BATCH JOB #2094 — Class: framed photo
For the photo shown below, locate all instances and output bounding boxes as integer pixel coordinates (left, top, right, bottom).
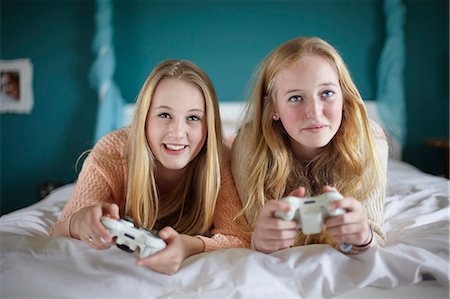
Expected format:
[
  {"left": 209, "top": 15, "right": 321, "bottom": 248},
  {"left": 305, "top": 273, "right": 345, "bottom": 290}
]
[{"left": 0, "top": 59, "right": 34, "bottom": 114}]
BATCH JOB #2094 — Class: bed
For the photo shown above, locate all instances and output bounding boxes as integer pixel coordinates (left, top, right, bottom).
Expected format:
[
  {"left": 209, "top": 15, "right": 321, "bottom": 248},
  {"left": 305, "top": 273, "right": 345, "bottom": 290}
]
[{"left": 1, "top": 102, "right": 449, "bottom": 298}]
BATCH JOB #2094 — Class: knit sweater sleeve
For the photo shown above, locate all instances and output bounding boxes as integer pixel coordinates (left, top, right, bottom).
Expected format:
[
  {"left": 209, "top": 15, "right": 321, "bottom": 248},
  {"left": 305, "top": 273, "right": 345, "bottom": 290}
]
[
  {"left": 49, "top": 129, "right": 128, "bottom": 237},
  {"left": 360, "top": 120, "right": 388, "bottom": 248},
  {"left": 197, "top": 147, "right": 252, "bottom": 251}
]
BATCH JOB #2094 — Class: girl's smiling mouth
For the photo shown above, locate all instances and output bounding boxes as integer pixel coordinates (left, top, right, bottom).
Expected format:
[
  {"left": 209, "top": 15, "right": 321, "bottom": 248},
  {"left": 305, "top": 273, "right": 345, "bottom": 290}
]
[{"left": 164, "top": 143, "right": 187, "bottom": 151}]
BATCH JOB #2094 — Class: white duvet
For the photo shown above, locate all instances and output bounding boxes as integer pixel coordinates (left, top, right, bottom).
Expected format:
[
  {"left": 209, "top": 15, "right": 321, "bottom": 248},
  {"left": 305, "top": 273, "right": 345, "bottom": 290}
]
[{"left": 1, "top": 160, "right": 449, "bottom": 298}]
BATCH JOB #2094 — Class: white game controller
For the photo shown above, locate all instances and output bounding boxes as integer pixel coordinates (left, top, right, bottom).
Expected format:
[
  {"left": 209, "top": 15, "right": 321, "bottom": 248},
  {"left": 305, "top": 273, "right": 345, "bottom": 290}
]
[
  {"left": 274, "top": 191, "right": 346, "bottom": 234},
  {"left": 101, "top": 216, "right": 167, "bottom": 258}
]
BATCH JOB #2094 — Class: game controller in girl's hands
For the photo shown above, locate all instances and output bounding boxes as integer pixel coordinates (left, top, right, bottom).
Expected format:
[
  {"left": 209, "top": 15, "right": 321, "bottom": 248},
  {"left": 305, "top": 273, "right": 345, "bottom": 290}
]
[
  {"left": 101, "top": 216, "right": 167, "bottom": 258},
  {"left": 274, "top": 191, "right": 346, "bottom": 234}
]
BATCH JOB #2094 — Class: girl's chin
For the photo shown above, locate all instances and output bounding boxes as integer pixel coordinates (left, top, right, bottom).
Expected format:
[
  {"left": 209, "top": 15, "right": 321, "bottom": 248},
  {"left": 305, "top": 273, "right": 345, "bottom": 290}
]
[{"left": 160, "top": 163, "right": 188, "bottom": 171}]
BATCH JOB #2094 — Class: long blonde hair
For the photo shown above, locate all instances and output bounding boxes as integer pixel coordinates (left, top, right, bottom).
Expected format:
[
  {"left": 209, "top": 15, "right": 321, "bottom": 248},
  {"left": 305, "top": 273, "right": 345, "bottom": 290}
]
[
  {"left": 126, "top": 59, "right": 222, "bottom": 235},
  {"left": 234, "top": 36, "right": 385, "bottom": 246}
]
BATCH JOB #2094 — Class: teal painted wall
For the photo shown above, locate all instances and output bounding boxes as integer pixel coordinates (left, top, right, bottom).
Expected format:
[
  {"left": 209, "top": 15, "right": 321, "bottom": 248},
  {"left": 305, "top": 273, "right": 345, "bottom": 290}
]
[
  {"left": 1, "top": 1, "right": 97, "bottom": 214},
  {"left": 403, "top": 0, "right": 449, "bottom": 175},
  {"left": 113, "top": 0, "right": 383, "bottom": 102},
  {"left": 1, "top": 0, "right": 448, "bottom": 214}
]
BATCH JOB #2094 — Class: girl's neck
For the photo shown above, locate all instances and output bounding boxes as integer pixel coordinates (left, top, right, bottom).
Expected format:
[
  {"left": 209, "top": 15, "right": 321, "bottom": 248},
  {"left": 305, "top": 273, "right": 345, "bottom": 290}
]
[
  {"left": 155, "top": 162, "right": 187, "bottom": 196},
  {"left": 290, "top": 141, "right": 317, "bottom": 163}
]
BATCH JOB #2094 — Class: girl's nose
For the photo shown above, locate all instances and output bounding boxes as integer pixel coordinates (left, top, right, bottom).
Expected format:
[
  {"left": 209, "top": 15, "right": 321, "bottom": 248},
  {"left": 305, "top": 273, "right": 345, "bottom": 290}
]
[
  {"left": 169, "top": 119, "right": 186, "bottom": 137},
  {"left": 305, "top": 99, "right": 323, "bottom": 119}
]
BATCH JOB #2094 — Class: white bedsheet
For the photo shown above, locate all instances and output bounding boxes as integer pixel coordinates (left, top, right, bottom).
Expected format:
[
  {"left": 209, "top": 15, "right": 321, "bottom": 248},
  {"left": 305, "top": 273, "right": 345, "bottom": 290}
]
[{"left": 1, "top": 160, "right": 449, "bottom": 298}]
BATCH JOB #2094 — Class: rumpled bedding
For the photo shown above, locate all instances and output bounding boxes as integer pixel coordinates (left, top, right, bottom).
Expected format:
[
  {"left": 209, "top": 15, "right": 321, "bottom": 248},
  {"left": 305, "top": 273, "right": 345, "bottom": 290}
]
[{"left": 1, "top": 159, "right": 448, "bottom": 298}]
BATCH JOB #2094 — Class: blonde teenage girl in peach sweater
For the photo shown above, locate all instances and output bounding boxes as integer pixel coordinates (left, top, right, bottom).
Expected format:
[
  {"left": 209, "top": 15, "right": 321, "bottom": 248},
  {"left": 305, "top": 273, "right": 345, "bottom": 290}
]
[{"left": 51, "top": 59, "right": 250, "bottom": 274}]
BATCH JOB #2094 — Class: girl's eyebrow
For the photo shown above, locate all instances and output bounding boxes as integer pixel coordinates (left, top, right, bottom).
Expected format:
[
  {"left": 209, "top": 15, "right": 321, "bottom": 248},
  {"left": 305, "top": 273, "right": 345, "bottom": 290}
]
[
  {"left": 283, "top": 82, "right": 338, "bottom": 96},
  {"left": 319, "top": 82, "right": 338, "bottom": 87},
  {"left": 284, "top": 88, "right": 303, "bottom": 96},
  {"left": 153, "top": 106, "right": 204, "bottom": 113},
  {"left": 154, "top": 105, "right": 173, "bottom": 110},
  {"left": 188, "top": 108, "right": 205, "bottom": 113}
]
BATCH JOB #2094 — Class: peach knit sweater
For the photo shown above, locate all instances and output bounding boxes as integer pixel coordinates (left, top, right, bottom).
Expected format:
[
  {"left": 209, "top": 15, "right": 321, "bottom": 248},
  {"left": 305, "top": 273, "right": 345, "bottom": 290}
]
[{"left": 50, "top": 128, "right": 251, "bottom": 252}]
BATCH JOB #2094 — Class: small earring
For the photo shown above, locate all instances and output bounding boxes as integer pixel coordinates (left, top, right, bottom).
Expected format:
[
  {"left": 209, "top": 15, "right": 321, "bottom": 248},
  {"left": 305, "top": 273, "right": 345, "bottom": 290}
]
[{"left": 273, "top": 114, "right": 279, "bottom": 121}]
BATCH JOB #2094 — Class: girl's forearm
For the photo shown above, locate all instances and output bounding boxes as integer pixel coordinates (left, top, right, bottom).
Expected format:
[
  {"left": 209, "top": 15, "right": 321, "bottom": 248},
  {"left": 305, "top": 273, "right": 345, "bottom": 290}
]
[{"left": 180, "top": 234, "right": 205, "bottom": 257}]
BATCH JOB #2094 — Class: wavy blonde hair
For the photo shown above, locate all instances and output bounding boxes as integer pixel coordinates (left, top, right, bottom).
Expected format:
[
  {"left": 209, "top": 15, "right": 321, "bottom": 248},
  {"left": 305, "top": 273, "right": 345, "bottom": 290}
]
[
  {"left": 234, "top": 36, "right": 385, "bottom": 246},
  {"left": 126, "top": 59, "right": 222, "bottom": 235}
]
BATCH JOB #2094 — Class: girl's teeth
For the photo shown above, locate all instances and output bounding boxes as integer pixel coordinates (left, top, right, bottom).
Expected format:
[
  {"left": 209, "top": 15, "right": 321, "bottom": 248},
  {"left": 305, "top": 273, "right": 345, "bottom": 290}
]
[{"left": 166, "top": 144, "right": 185, "bottom": 150}]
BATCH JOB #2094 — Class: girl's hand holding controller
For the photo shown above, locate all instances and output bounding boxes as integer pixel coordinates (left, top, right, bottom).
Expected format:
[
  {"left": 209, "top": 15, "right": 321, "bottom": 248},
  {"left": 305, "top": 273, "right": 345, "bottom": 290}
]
[
  {"left": 322, "top": 186, "right": 372, "bottom": 248},
  {"left": 69, "top": 203, "right": 120, "bottom": 249},
  {"left": 252, "top": 187, "right": 306, "bottom": 253},
  {"left": 72, "top": 208, "right": 204, "bottom": 275},
  {"left": 136, "top": 226, "right": 205, "bottom": 275}
]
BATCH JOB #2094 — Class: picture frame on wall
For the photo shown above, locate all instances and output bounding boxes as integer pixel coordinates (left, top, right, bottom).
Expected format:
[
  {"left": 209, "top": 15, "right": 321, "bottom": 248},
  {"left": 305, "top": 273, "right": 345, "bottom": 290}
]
[{"left": 0, "top": 58, "right": 34, "bottom": 114}]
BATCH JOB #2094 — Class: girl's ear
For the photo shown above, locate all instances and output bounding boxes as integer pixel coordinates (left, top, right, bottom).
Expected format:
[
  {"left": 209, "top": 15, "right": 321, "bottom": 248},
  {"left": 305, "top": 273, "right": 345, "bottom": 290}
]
[{"left": 264, "top": 94, "right": 279, "bottom": 121}]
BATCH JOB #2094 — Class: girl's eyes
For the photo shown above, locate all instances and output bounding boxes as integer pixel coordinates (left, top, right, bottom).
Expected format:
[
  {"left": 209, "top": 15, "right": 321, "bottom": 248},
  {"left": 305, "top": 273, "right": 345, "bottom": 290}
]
[
  {"left": 158, "top": 113, "right": 171, "bottom": 119},
  {"left": 187, "top": 115, "right": 201, "bottom": 121},
  {"left": 288, "top": 90, "right": 335, "bottom": 102},
  {"left": 288, "top": 95, "right": 302, "bottom": 102},
  {"left": 321, "top": 90, "right": 335, "bottom": 98},
  {"left": 157, "top": 113, "right": 201, "bottom": 122}
]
